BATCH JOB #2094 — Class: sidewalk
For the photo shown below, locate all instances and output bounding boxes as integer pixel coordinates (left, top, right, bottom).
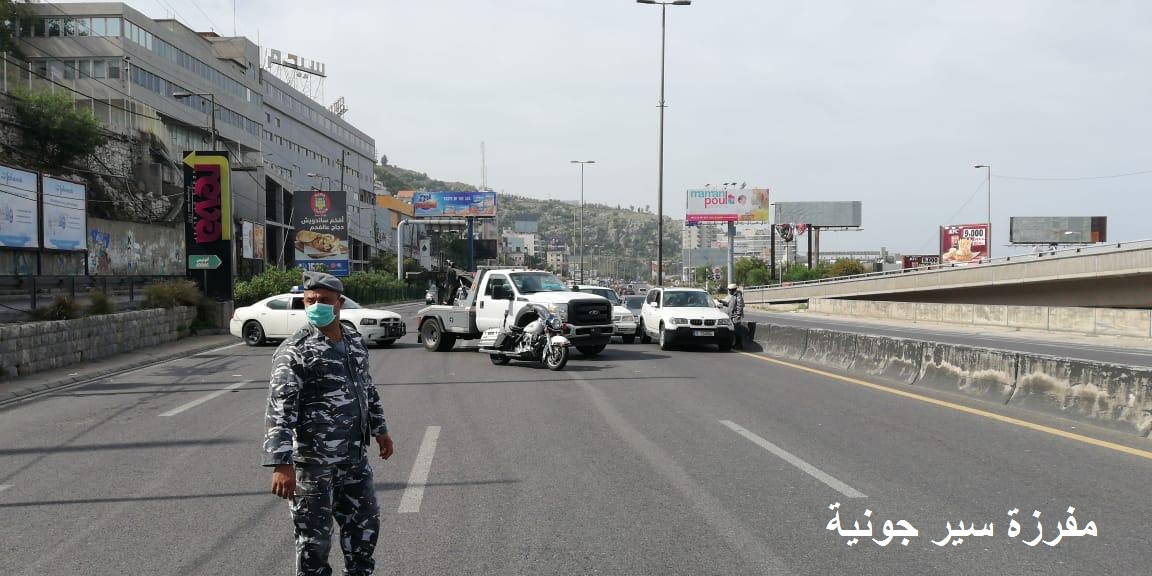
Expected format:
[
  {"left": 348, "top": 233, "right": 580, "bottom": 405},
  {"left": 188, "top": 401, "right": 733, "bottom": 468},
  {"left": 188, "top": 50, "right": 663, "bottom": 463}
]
[{"left": 0, "top": 333, "right": 239, "bottom": 405}]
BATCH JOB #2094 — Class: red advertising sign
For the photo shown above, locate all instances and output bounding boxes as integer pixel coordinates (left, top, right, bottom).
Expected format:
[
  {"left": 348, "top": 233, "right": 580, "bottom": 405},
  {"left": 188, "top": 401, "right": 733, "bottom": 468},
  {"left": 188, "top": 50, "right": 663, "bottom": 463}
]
[
  {"left": 902, "top": 255, "right": 942, "bottom": 269},
  {"left": 940, "top": 223, "right": 989, "bottom": 264}
]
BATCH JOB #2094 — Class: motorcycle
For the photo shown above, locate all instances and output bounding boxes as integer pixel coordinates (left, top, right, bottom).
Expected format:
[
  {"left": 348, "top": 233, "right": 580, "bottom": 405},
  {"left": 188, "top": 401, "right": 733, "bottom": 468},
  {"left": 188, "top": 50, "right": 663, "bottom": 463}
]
[{"left": 478, "top": 302, "right": 571, "bottom": 370}]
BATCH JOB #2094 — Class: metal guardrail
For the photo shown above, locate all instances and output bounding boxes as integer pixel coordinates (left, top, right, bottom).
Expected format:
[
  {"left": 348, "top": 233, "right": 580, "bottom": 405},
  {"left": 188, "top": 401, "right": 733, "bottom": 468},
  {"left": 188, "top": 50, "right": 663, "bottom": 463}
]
[{"left": 745, "top": 239, "right": 1152, "bottom": 291}]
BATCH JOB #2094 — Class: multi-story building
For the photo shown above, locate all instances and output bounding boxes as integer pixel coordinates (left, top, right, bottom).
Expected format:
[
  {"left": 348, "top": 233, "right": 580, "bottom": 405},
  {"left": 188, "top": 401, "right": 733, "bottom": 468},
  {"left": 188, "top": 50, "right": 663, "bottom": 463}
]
[{"left": 16, "top": 2, "right": 380, "bottom": 275}]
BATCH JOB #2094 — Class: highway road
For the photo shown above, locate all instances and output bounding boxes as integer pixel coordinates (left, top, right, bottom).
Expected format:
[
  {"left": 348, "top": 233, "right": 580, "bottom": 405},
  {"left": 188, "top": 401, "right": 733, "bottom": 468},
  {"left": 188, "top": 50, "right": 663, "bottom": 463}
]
[
  {"left": 747, "top": 308, "right": 1152, "bottom": 367},
  {"left": 1, "top": 302, "right": 1150, "bottom": 575}
]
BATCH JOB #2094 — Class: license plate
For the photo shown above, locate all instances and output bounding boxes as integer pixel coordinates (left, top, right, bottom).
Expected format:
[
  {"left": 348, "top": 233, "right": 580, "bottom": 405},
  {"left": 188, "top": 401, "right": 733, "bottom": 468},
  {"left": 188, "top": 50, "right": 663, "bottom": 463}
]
[{"left": 693, "top": 330, "right": 715, "bottom": 337}]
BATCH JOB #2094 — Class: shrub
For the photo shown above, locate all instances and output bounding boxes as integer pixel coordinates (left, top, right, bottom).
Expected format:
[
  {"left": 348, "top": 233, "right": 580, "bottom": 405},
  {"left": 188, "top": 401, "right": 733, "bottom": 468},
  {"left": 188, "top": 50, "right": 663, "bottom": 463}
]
[
  {"left": 143, "top": 280, "right": 203, "bottom": 309},
  {"left": 87, "top": 291, "right": 116, "bottom": 315},
  {"left": 233, "top": 267, "right": 305, "bottom": 307},
  {"left": 32, "top": 295, "right": 79, "bottom": 321},
  {"left": 827, "top": 258, "right": 869, "bottom": 278},
  {"left": 11, "top": 88, "right": 108, "bottom": 168}
]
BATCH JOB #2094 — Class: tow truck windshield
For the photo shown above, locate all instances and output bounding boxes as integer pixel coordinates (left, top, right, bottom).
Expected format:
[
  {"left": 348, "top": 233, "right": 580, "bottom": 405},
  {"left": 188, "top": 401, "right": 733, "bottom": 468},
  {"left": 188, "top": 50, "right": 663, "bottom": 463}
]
[{"left": 509, "top": 272, "right": 569, "bottom": 294}]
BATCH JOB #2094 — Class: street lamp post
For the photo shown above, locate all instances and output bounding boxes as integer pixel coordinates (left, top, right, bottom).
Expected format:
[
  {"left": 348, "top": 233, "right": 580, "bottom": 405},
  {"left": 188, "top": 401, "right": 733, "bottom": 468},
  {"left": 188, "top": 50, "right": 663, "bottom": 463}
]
[
  {"left": 974, "top": 164, "right": 991, "bottom": 259},
  {"left": 637, "top": 0, "right": 691, "bottom": 287},
  {"left": 172, "top": 92, "right": 217, "bottom": 150},
  {"left": 570, "top": 160, "right": 595, "bottom": 283}
]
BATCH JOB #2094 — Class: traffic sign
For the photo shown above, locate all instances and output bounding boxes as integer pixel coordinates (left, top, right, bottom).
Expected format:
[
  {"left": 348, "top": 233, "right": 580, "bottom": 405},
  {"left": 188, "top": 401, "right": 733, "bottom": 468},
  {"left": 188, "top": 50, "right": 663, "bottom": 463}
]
[{"left": 188, "top": 254, "right": 222, "bottom": 270}]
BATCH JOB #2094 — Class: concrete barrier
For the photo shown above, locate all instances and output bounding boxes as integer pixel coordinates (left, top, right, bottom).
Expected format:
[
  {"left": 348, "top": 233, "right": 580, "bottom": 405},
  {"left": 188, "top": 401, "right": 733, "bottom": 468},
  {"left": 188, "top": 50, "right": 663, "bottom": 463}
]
[
  {"left": 1048, "top": 307, "right": 1095, "bottom": 334},
  {"left": 801, "top": 328, "right": 857, "bottom": 370},
  {"left": 1010, "top": 356, "right": 1152, "bottom": 437},
  {"left": 973, "top": 305, "right": 1008, "bottom": 327},
  {"left": 1007, "top": 306, "right": 1049, "bottom": 331},
  {"left": 756, "top": 324, "right": 808, "bottom": 360},
  {"left": 917, "top": 343, "right": 1017, "bottom": 402},
  {"left": 1093, "top": 308, "right": 1151, "bottom": 338},
  {"left": 850, "top": 335, "right": 924, "bottom": 384}
]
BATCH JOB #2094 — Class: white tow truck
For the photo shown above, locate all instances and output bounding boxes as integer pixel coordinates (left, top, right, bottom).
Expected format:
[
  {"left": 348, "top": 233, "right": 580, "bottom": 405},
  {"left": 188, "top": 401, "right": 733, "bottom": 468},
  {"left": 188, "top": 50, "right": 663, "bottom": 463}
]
[{"left": 416, "top": 268, "right": 615, "bottom": 356}]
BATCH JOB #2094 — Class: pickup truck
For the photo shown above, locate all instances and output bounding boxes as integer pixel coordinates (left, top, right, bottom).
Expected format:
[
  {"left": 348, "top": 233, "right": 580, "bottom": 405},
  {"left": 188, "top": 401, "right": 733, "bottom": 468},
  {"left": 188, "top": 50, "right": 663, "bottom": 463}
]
[{"left": 416, "top": 268, "right": 615, "bottom": 356}]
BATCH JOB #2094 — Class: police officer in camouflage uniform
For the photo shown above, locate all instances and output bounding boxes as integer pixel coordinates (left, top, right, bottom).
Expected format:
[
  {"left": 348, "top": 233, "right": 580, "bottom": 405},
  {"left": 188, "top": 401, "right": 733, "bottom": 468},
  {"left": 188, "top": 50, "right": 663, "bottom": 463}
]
[{"left": 264, "top": 271, "right": 395, "bottom": 576}]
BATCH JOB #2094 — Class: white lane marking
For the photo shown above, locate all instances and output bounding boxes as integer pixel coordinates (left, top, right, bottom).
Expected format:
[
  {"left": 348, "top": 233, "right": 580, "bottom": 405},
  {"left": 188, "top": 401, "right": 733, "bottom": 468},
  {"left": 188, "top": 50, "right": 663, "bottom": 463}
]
[
  {"left": 158, "top": 381, "right": 252, "bottom": 417},
  {"left": 398, "top": 426, "right": 441, "bottom": 514},
  {"left": 0, "top": 484, "right": 11, "bottom": 493},
  {"left": 720, "top": 420, "right": 867, "bottom": 499}
]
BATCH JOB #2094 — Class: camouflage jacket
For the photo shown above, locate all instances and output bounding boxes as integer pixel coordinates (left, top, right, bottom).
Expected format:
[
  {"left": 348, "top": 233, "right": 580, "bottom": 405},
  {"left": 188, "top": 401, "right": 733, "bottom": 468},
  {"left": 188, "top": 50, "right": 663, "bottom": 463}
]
[{"left": 263, "top": 323, "right": 388, "bottom": 466}]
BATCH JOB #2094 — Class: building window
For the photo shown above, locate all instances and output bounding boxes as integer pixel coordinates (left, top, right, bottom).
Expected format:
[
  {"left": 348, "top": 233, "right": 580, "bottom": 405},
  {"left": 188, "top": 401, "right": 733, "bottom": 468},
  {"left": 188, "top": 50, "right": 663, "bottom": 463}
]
[
  {"left": 75, "top": 18, "right": 91, "bottom": 37},
  {"left": 108, "top": 18, "right": 121, "bottom": 37},
  {"left": 106, "top": 59, "right": 120, "bottom": 79},
  {"left": 62, "top": 60, "right": 76, "bottom": 80},
  {"left": 47, "top": 19, "right": 61, "bottom": 37},
  {"left": 92, "top": 17, "right": 106, "bottom": 36},
  {"left": 78, "top": 60, "right": 91, "bottom": 78},
  {"left": 92, "top": 59, "right": 107, "bottom": 79}
]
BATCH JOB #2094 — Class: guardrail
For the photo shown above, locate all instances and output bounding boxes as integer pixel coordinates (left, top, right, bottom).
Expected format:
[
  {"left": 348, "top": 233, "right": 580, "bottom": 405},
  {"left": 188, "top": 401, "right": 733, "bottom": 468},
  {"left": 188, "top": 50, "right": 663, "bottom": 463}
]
[{"left": 745, "top": 238, "right": 1152, "bottom": 292}]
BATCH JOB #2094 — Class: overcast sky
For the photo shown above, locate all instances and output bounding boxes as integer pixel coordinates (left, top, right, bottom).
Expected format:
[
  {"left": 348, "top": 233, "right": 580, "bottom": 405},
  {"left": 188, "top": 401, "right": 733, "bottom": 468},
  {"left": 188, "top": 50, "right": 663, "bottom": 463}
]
[{"left": 111, "top": 0, "right": 1151, "bottom": 254}]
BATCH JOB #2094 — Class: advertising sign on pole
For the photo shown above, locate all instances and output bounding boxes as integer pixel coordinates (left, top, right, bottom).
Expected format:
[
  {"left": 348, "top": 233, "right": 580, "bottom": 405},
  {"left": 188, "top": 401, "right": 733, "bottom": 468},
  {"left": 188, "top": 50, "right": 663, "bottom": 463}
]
[
  {"left": 685, "top": 188, "right": 770, "bottom": 223},
  {"left": 41, "top": 177, "right": 86, "bottom": 251},
  {"left": 1009, "top": 216, "right": 1107, "bottom": 244},
  {"left": 413, "top": 191, "right": 497, "bottom": 218},
  {"left": 183, "top": 151, "right": 233, "bottom": 300},
  {"left": 939, "top": 223, "right": 990, "bottom": 264},
  {"left": 293, "top": 189, "right": 349, "bottom": 276},
  {"left": 902, "top": 254, "right": 942, "bottom": 269},
  {"left": 241, "top": 220, "right": 266, "bottom": 260},
  {"left": 0, "top": 164, "right": 39, "bottom": 248}
]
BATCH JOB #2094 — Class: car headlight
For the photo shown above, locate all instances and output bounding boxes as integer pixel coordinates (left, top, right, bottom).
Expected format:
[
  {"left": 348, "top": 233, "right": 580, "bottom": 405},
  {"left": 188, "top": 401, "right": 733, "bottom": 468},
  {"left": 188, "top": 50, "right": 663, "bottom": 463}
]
[
  {"left": 359, "top": 318, "right": 378, "bottom": 325},
  {"left": 716, "top": 318, "right": 731, "bottom": 326},
  {"left": 546, "top": 303, "right": 568, "bottom": 321},
  {"left": 613, "top": 314, "right": 625, "bottom": 322},
  {"left": 670, "top": 317, "right": 688, "bottom": 326}
]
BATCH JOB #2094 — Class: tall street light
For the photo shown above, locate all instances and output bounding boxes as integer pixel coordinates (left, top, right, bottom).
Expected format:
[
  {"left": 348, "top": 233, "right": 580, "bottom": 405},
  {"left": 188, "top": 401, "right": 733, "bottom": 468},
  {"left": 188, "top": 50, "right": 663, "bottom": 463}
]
[
  {"left": 638, "top": 0, "right": 691, "bottom": 286},
  {"left": 570, "top": 160, "right": 595, "bottom": 283},
  {"left": 172, "top": 92, "right": 217, "bottom": 151},
  {"left": 974, "top": 164, "right": 991, "bottom": 259}
]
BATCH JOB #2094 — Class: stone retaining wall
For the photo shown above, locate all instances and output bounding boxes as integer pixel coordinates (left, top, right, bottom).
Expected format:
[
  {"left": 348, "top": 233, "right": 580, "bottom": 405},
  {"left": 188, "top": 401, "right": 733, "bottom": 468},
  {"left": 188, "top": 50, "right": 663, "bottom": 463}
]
[{"left": 0, "top": 307, "right": 196, "bottom": 379}]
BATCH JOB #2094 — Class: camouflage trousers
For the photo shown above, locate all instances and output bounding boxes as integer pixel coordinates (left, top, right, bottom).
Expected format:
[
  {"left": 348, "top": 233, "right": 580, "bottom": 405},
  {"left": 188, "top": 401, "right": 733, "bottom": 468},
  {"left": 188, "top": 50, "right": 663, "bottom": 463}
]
[{"left": 291, "top": 459, "right": 380, "bottom": 576}]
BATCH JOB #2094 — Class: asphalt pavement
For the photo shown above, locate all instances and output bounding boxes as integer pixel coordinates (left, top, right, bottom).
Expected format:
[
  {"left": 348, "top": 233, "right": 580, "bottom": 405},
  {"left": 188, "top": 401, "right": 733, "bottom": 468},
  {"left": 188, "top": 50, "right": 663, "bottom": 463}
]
[
  {"left": 1, "top": 301, "right": 1150, "bottom": 575},
  {"left": 747, "top": 308, "right": 1152, "bottom": 367}
]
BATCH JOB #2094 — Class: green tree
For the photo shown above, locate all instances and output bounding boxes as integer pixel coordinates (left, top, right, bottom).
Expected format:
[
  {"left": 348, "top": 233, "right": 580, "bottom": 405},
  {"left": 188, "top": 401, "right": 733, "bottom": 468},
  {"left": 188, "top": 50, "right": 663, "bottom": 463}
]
[
  {"left": 12, "top": 89, "right": 108, "bottom": 168},
  {"left": 0, "top": 1, "right": 29, "bottom": 58},
  {"left": 828, "top": 258, "right": 868, "bottom": 277},
  {"left": 733, "top": 257, "right": 769, "bottom": 286},
  {"left": 746, "top": 267, "right": 772, "bottom": 286}
]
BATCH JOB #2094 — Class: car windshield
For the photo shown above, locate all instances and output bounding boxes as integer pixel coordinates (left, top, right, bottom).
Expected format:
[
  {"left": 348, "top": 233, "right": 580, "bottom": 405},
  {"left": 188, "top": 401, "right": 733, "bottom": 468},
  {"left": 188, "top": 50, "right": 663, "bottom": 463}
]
[
  {"left": 624, "top": 296, "right": 644, "bottom": 311},
  {"left": 342, "top": 297, "right": 361, "bottom": 310},
  {"left": 510, "top": 272, "right": 568, "bottom": 294},
  {"left": 662, "top": 291, "right": 712, "bottom": 308},
  {"left": 579, "top": 287, "right": 620, "bottom": 305}
]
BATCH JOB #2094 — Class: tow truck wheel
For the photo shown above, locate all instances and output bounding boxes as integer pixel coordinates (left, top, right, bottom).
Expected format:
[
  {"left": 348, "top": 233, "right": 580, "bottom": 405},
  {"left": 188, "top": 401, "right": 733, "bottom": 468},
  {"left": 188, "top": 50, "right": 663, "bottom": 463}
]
[{"left": 421, "top": 319, "right": 455, "bottom": 352}]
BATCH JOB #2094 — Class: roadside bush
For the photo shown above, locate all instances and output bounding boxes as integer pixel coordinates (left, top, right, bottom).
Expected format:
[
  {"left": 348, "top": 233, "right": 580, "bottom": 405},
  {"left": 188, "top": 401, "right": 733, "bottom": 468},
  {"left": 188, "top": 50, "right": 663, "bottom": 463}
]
[
  {"left": 86, "top": 291, "right": 116, "bottom": 316},
  {"left": 343, "top": 271, "right": 411, "bottom": 305},
  {"left": 32, "top": 295, "right": 80, "bottom": 321},
  {"left": 233, "top": 267, "right": 304, "bottom": 307},
  {"left": 827, "top": 258, "right": 869, "bottom": 278},
  {"left": 782, "top": 264, "right": 829, "bottom": 283},
  {"left": 143, "top": 280, "right": 203, "bottom": 309}
]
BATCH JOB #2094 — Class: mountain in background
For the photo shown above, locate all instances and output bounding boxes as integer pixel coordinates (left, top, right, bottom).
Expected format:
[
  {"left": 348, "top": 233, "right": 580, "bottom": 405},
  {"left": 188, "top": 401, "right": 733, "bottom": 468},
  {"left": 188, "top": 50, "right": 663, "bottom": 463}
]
[{"left": 375, "top": 164, "right": 683, "bottom": 278}]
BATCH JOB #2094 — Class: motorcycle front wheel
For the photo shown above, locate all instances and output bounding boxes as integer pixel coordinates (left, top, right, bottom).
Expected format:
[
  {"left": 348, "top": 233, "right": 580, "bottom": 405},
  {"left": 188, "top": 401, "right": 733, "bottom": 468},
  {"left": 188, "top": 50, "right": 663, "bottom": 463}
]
[
  {"left": 543, "top": 344, "right": 569, "bottom": 371},
  {"left": 490, "top": 354, "right": 511, "bottom": 365}
]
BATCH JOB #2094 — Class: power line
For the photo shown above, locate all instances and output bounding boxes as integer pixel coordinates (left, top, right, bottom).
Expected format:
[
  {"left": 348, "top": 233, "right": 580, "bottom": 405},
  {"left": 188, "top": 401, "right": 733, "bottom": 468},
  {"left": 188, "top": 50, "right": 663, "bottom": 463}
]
[{"left": 994, "top": 169, "right": 1152, "bottom": 181}]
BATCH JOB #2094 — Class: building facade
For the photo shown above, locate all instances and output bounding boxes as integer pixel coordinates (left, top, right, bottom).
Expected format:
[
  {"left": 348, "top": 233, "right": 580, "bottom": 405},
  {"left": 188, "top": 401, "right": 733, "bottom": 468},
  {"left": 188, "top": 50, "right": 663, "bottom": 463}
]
[{"left": 16, "top": 2, "right": 381, "bottom": 276}]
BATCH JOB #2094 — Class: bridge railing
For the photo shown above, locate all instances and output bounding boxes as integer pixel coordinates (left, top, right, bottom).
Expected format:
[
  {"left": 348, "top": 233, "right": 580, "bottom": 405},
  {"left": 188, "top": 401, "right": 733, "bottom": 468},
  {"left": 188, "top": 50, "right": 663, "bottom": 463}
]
[{"left": 745, "top": 238, "right": 1152, "bottom": 292}]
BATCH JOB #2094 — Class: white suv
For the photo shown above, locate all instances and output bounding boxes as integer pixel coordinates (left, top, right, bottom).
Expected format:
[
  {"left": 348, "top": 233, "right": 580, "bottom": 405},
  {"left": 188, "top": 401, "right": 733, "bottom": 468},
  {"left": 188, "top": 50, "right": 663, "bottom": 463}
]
[
  {"left": 638, "top": 287, "right": 733, "bottom": 351},
  {"left": 573, "top": 285, "right": 639, "bottom": 344}
]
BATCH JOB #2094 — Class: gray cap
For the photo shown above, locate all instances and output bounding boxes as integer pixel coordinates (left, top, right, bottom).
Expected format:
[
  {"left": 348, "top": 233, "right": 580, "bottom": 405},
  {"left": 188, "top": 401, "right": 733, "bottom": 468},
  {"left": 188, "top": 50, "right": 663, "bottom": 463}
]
[{"left": 302, "top": 270, "right": 344, "bottom": 293}]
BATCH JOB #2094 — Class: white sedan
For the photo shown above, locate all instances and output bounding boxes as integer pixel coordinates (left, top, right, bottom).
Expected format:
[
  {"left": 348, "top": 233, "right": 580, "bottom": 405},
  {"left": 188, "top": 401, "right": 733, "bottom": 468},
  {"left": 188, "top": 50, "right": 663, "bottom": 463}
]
[
  {"left": 638, "top": 287, "right": 733, "bottom": 351},
  {"left": 574, "top": 285, "right": 639, "bottom": 343},
  {"left": 230, "top": 293, "right": 407, "bottom": 347}
]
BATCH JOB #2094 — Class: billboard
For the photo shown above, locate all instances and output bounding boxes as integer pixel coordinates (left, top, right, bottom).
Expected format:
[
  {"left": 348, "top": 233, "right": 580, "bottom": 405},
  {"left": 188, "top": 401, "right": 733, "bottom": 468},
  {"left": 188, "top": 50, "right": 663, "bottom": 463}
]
[
  {"left": 241, "top": 220, "right": 266, "bottom": 260},
  {"left": 940, "top": 223, "right": 989, "bottom": 264},
  {"left": 902, "top": 254, "right": 941, "bottom": 269},
  {"left": 685, "top": 188, "right": 770, "bottom": 223},
  {"left": 42, "top": 177, "right": 86, "bottom": 251},
  {"left": 475, "top": 239, "right": 498, "bottom": 261},
  {"left": 293, "top": 189, "right": 349, "bottom": 276},
  {"left": 0, "top": 164, "right": 39, "bottom": 248},
  {"left": 774, "top": 201, "right": 862, "bottom": 227},
  {"left": 413, "top": 191, "right": 496, "bottom": 218},
  {"left": 183, "top": 151, "right": 233, "bottom": 300},
  {"left": 1009, "top": 216, "right": 1107, "bottom": 244}
]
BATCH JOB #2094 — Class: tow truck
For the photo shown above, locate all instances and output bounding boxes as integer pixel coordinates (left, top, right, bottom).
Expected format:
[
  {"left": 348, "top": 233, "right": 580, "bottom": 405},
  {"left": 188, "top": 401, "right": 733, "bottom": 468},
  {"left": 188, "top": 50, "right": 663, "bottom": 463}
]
[{"left": 415, "top": 268, "right": 615, "bottom": 356}]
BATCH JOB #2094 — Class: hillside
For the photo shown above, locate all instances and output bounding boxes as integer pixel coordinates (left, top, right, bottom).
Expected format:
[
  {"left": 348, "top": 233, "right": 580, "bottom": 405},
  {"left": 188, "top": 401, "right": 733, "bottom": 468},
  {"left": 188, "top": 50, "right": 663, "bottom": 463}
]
[{"left": 374, "top": 164, "right": 683, "bottom": 279}]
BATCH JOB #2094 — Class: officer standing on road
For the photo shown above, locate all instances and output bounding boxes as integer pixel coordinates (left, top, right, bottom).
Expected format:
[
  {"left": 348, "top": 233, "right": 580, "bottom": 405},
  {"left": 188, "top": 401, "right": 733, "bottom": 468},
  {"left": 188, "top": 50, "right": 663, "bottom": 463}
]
[
  {"left": 264, "top": 271, "right": 395, "bottom": 576},
  {"left": 724, "top": 283, "right": 746, "bottom": 349}
]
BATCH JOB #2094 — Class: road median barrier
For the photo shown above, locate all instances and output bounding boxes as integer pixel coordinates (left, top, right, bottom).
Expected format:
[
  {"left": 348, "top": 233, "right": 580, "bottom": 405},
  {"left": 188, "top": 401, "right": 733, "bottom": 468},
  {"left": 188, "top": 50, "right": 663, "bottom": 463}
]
[
  {"left": 801, "top": 329, "right": 857, "bottom": 370},
  {"left": 754, "top": 324, "right": 808, "bottom": 360},
  {"left": 849, "top": 334, "right": 924, "bottom": 384},
  {"left": 1010, "top": 355, "right": 1152, "bottom": 437}
]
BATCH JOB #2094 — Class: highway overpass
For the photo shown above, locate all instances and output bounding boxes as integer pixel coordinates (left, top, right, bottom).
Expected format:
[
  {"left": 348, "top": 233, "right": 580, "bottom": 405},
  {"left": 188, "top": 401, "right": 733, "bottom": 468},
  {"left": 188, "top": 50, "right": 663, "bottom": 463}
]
[{"left": 746, "top": 240, "right": 1152, "bottom": 308}]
